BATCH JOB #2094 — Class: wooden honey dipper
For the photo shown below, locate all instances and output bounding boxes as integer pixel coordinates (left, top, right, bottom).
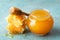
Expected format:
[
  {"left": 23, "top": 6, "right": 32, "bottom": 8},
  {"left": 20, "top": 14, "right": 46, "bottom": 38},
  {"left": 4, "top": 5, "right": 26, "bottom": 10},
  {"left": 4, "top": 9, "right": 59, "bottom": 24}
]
[{"left": 10, "top": 7, "right": 29, "bottom": 16}]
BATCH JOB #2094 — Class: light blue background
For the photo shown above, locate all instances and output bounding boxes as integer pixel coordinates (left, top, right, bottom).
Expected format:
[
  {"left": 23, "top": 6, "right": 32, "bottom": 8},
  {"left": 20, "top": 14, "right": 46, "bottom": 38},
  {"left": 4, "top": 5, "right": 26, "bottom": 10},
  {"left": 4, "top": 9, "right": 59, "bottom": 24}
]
[{"left": 0, "top": 0, "right": 60, "bottom": 40}]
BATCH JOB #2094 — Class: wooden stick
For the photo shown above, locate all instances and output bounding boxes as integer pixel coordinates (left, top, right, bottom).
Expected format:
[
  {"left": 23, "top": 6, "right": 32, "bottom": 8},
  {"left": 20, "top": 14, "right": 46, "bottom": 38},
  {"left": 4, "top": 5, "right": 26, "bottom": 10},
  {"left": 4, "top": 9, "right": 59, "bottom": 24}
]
[{"left": 9, "top": 7, "right": 29, "bottom": 16}]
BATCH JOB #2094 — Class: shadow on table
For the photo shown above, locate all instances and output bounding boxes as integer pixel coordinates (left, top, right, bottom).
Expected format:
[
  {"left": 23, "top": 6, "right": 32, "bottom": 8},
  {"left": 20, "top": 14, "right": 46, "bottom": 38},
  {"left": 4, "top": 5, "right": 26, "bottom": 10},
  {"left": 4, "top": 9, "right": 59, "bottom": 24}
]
[{"left": 46, "top": 27, "right": 60, "bottom": 37}]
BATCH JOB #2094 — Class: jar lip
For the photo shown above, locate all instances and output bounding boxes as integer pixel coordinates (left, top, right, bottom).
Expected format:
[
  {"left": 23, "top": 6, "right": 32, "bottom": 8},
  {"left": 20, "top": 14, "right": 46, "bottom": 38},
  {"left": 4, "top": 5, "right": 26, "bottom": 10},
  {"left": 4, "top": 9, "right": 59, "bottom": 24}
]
[{"left": 30, "top": 14, "right": 51, "bottom": 21}]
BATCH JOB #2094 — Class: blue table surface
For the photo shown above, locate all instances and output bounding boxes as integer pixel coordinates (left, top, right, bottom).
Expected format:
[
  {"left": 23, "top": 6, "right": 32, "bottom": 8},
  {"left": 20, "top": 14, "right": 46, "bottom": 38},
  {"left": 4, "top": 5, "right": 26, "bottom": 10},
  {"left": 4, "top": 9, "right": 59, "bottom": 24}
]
[{"left": 0, "top": 0, "right": 60, "bottom": 40}]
